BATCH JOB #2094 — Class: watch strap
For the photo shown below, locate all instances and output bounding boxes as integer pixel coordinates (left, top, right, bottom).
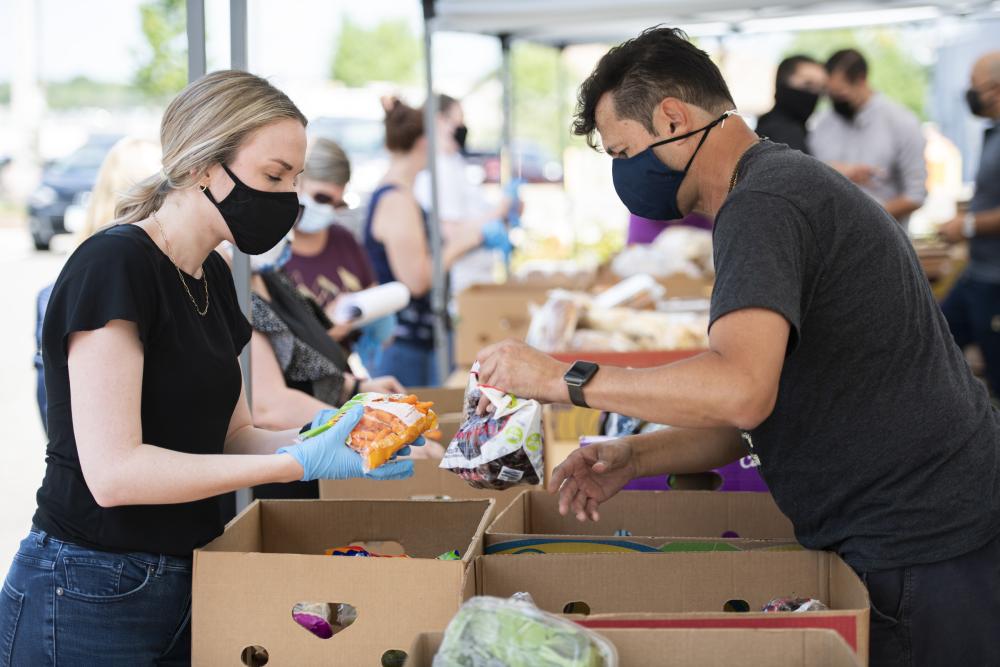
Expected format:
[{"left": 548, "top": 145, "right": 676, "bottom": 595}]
[{"left": 568, "top": 382, "right": 589, "bottom": 409}]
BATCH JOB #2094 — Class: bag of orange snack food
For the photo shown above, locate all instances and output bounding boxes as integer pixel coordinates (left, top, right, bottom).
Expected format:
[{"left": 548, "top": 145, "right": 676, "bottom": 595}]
[{"left": 320, "top": 393, "right": 438, "bottom": 472}]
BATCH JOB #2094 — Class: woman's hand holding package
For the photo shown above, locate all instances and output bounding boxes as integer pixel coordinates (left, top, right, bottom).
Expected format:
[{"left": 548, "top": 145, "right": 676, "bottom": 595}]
[
  {"left": 548, "top": 438, "right": 637, "bottom": 522},
  {"left": 277, "top": 406, "right": 420, "bottom": 481}
]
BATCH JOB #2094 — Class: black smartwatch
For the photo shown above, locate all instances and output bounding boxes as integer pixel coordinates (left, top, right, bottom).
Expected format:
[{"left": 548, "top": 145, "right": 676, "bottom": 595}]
[{"left": 564, "top": 361, "right": 600, "bottom": 408}]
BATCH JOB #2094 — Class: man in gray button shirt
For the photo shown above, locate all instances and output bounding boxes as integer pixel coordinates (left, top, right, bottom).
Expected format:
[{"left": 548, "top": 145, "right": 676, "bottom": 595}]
[
  {"left": 809, "top": 49, "right": 927, "bottom": 226},
  {"left": 939, "top": 51, "right": 1000, "bottom": 393}
]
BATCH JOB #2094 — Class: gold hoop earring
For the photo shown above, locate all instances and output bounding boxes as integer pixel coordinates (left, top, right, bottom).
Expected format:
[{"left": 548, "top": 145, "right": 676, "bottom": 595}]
[{"left": 199, "top": 184, "right": 208, "bottom": 192}]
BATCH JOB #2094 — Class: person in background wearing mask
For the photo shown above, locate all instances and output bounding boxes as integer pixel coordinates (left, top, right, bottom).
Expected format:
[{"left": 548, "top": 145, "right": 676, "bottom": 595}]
[
  {"left": 939, "top": 51, "right": 1000, "bottom": 394},
  {"left": 474, "top": 28, "right": 1000, "bottom": 665},
  {"left": 754, "top": 55, "right": 827, "bottom": 153},
  {"left": 810, "top": 49, "right": 927, "bottom": 227},
  {"left": 414, "top": 94, "right": 519, "bottom": 298},
  {"left": 0, "top": 71, "right": 420, "bottom": 664},
  {"left": 365, "top": 98, "right": 484, "bottom": 386},
  {"left": 281, "top": 137, "right": 395, "bottom": 371}
]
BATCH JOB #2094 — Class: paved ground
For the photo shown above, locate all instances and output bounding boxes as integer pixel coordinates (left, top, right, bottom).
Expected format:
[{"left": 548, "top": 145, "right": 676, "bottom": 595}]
[{"left": 0, "top": 222, "right": 70, "bottom": 572}]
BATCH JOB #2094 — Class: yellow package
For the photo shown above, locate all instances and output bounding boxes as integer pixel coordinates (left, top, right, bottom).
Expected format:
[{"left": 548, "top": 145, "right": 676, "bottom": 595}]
[{"left": 325, "top": 393, "right": 438, "bottom": 472}]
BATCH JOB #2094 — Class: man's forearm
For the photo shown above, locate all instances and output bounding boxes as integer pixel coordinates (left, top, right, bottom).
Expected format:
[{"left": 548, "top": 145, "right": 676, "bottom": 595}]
[
  {"left": 884, "top": 196, "right": 921, "bottom": 221},
  {"left": 629, "top": 426, "right": 744, "bottom": 478},
  {"left": 555, "top": 351, "right": 775, "bottom": 430}
]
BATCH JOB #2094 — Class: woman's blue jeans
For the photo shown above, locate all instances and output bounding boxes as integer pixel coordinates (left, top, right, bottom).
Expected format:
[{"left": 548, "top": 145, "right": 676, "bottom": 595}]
[{"left": 0, "top": 528, "right": 192, "bottom": 666}]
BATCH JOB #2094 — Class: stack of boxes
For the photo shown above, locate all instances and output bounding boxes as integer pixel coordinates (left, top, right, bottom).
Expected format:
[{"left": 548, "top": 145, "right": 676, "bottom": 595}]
[{"left": 191, "top": 387, "right": 869, "bottom": 666}]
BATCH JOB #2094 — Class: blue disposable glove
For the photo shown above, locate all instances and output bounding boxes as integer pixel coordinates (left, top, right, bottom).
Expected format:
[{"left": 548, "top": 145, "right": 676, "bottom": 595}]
[
  {"left": 277, "top": 406, "right": 417, "bottom": 481},
  {"left": 481, "top": 219, "right": 513, "bottom": 256}
]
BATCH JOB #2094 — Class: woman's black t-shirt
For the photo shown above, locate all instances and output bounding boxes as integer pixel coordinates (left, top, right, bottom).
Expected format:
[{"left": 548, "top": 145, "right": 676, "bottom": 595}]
[{"left": 33, "top": 224, "right": 252, "bottom": 556}]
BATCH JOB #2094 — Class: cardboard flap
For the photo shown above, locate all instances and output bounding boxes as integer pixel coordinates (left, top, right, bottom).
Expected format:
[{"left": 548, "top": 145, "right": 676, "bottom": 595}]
[
  {"left": 256, "top": 499, "right": 490, "bottom": 559},
  {"left": 486, "top": 489, "right": 795, "bottom": 542},
  {"left": 405, "top": 628, "right": 859, "bottom": 667},
  {"left": 475, "top": 551, "right": 867, "bottom": 615}
]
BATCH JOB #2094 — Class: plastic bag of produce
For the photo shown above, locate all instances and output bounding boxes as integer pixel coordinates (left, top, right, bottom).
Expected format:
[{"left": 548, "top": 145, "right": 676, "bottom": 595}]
[
  {"left": 439, "top": 367, "right": 544, "bottom": 490},
  {"left": 301, "top": 393, "right": 438, "bottom": 472},
  {"left": 433, "top": 593, "right": 618, "bottom": 667}
]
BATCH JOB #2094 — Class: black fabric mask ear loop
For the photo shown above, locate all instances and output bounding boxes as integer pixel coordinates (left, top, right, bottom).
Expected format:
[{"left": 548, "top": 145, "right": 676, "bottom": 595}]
[{"left": 682, "top": 123, "right": 716, "bottom": 173}]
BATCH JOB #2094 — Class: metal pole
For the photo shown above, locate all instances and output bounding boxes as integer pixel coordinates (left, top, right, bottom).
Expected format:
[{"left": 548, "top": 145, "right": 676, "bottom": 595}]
[
  {"left": 499, "top": 34, "right": 514, "bottom": 186},
  {"left": 229, "top": 0, "right": 253, "bottom": 513},
  {"left": 185, "top": 0, "right": 206, "bottom": 82},
  {"left": 422, "top": 0, "right": 450, "bottom": 385}
]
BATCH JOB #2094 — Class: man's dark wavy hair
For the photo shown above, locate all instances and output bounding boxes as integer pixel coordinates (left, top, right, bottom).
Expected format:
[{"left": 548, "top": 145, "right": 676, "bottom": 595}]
[{"left": 572, "top": 26, "right": 735, "bottom": 150}]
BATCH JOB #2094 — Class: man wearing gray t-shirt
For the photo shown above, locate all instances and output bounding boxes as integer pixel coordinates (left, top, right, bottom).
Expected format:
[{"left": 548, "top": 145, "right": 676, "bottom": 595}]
[
  {"left": 475, "top": 28, "right": 999, "bottom": 667},
  {"left": 809, "top": 49, "right": 927, "bottom": 228},
  {"left": 939, "top": 51, "right": 1000, "bottom": 394}
]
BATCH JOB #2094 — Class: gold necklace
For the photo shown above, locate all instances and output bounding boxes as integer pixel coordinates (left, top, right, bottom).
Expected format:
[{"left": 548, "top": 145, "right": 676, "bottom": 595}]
[
  {"left": 152, "top": 212, "right": 209, "bottom": 316},
  {"left": 728, "top": 138, "right": 764, "bottom": 193}
]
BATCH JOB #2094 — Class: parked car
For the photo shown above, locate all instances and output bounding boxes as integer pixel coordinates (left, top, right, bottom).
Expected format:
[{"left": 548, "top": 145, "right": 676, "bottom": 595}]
[{"left": 28, "top": 134, "right": 121, "bottom": 250}]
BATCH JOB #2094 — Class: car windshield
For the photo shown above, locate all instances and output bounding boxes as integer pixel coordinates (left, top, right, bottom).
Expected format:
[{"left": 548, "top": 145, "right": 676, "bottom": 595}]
[{"left": 49, "top": 142, "right": 114, "bottom": 176}]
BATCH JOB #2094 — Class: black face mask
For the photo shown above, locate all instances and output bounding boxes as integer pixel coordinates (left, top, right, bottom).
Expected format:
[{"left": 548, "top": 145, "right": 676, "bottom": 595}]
[
  {"left": 203, "top": 164, "right": 300, "bottom": 255},
  {"left": 774, "top": 83, "right": 820, "bottom": 124},
  {"left": 831, "top": 98, "right": 857, "bottom": 122},
  {"left": 966, "top": 88, "right": 987, "bottom": 117},
  {"left": 453, "top": 124, "right": 468, "bottom": 153}
]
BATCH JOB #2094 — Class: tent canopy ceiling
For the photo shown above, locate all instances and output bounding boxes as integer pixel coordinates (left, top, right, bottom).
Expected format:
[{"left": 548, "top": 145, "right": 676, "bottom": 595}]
[{"left": 432, "top": 0, "right": 998, "bottom": 43}]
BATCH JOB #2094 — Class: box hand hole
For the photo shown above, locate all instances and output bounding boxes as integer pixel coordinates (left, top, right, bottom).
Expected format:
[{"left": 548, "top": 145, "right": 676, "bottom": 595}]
[{"left": 291, "top": 602, "right": 358, "bottom": 639}]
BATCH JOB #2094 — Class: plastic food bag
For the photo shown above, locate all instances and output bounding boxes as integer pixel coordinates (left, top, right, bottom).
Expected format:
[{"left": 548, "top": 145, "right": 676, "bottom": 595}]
[
  {"left": 761, "top": 596, "right": 829, "bottom": 612},
  {"left": 439, "top": 368, "right": 544, "bottom": 490},
  {"left": 312, "top": 393, "right": 437, "bottom": 472},
  {"left": 433, "top": 594, "right": 617, "bottom": 667}
]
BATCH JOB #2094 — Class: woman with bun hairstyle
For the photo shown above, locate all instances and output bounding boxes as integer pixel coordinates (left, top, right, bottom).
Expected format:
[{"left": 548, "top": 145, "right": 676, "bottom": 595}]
[
  {"left": 0, "top": 71, "right": 421, "bottom": 665},
  {"left": 364, "top": 98, "right": 484, "bottom": 386}
]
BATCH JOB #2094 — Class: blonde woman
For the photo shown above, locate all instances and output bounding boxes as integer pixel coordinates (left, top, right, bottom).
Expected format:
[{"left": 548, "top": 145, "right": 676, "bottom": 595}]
[{"left": 0, "top": 71, "right": 420, "bottom": 665}]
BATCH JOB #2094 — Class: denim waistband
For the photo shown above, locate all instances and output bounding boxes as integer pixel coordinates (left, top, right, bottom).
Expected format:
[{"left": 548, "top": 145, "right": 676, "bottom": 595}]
[{"left": 29, "top": 527, "right": 192, "bottom": 575}]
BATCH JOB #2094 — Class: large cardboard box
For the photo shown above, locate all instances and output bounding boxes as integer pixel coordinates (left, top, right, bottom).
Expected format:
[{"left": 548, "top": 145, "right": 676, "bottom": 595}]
[
  {"left": 406, "top": 627, "right": 860, "bottom": 666},
  {"left": 485, "top": 489, "right": 797, "bottom": 554},
  {"left": 454, "top": 284, "right": 552, "bottom": 365},
  {"left": 473, "top": 551, "right": 870, "bottom": 664},
  {"left": 319, "top": 460, "right": 526, "bottom": 519},
  {"left": 192, "top": 499, "right": 492, "bottom": 666}
]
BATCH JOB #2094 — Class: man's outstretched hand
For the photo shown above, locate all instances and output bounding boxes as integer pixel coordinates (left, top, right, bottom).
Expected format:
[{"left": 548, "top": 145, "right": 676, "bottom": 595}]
[{"left": 547, "top": 439, "right": 637, "bottom": 522}]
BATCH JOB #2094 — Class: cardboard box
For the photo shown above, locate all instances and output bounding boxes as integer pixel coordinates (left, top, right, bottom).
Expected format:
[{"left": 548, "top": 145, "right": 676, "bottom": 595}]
[
  {"left": 485, "top": 489, "right": 797, "bottom": 554},
  {"left": 473, "top": 551, "right": 870, "bottom": 664},
  {"left": 319, "top": 460, "right": 525, "bottom": 519},
  {"left": 192, "top": 499, "right": 492, "bottom": 666},
  {"left": 454, "top": 284, "right": 552, "bottom": 365},
  {"left": 406, "top": 627, "right": 860, "bottom": 666}
]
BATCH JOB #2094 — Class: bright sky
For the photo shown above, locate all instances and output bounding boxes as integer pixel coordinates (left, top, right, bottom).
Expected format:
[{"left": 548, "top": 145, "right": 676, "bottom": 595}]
[{"left": 0, "top": 0, "right": 503, "bottom": 90}]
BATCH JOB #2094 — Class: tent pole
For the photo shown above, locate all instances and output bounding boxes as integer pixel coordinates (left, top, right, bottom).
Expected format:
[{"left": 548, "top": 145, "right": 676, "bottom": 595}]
[
  {"left": 229, "top": 0, "right": 254, "bottom": 513},
  {"left": 499, "top": 33, "right": 514, "bottom": 187},
  {"left": 422, "top": 0, "right": 450, "bottom": 385},
  {"left": 185, "top": 0, "right": 206, "bottom": 81}
]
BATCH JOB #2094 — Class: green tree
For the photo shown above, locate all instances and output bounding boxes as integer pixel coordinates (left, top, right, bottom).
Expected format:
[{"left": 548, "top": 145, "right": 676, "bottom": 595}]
[
  {"left": 787, "top": 28, "right": 929, "bottom": 119},
  {"left": 45, "top": 77, "right": 146, "bottom": 109},
  {"left": 510, "top": 42, "right": 569, "bottom": 157},
  {"left": 133, "top": 0, "right": 187, "bottom": 99},
  {"left": 331, "top": 17, "right": 421, "bottom": 86}
]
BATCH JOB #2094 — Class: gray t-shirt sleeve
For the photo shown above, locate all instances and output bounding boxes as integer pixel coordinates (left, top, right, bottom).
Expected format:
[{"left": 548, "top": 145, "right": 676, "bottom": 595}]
[{"left": 710, "top": 190, "right": 815, "bottom": 351}]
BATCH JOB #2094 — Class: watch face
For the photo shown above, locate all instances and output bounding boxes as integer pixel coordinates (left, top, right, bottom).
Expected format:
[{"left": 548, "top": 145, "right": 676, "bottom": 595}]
[{"left": 567, "top": 361, "right": 599, "bottom": 385}]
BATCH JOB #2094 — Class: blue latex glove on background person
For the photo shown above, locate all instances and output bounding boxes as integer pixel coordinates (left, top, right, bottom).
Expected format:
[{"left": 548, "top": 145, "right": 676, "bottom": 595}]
[
  {"left": 481, "top": 219, "right": 513, "bottom": 260},
  {"left": 277, "top": 406, "right": 424, "bottom": 481}
]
